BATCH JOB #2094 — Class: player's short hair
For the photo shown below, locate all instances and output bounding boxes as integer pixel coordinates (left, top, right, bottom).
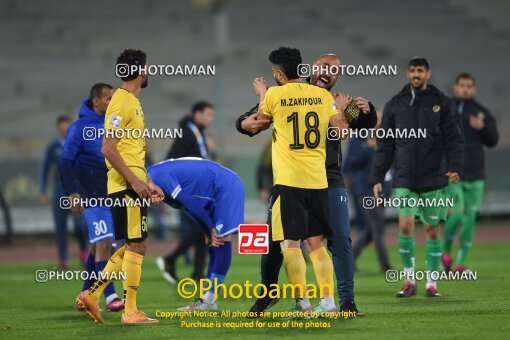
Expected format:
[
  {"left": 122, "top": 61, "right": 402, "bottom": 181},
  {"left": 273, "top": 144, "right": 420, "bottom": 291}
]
[
  {"left": 408, "top": 57, "right": 429, "bottom": 70},
  {"left": 191, "top": 101, "right": 214, "bottom": 115},
  {"left": 89, "top": 83, "right": 113, "bottom": 102},
  {"left": 455, "top": 73, "right": 476, "bottom": 85},
  {"left": 56, "top": 115, "right": 71, "bottom": 126},
  {"left": 268, "top": 47, "right": 302, "bottom": 80},
  {"left": 116, "top": 49, "right": 147, "bottom": 81}
]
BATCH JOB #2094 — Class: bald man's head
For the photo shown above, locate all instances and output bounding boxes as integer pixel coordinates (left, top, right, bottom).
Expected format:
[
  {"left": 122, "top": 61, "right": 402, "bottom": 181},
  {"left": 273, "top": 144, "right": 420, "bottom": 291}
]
[{"left": 309, "top": 53, "right": 341, "bottom": 91}]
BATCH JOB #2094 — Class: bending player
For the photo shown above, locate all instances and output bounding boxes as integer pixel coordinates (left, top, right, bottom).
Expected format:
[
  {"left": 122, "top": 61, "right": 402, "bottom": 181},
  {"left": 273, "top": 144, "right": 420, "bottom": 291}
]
[
  {"left": 253, "top": 47, "right": 351, "bottom": 314},
  {"left": 148, "top": 157, "right": 245, "bottom": 311}
]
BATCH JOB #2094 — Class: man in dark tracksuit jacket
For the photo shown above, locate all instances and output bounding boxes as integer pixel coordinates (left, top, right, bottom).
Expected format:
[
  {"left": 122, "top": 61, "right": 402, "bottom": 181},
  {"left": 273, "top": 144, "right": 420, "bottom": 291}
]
[
  {"left": 157, "top": 101, "right": 215, "bottom": 283},
  {"left": 237, "top": 54, "right": 376, "bottom": 316},
  {"left": 372, "top": 57, "right": 464, "bottom": 298},
  {"left": 443, "top": 73, "right": 498, "bottom": 273}
]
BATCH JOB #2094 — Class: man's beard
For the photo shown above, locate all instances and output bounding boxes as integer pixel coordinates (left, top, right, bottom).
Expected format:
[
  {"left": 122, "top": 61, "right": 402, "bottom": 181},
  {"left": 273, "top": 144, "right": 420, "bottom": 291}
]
[{"left": 411, "top": 78, "right": 425, "bottom": 89}]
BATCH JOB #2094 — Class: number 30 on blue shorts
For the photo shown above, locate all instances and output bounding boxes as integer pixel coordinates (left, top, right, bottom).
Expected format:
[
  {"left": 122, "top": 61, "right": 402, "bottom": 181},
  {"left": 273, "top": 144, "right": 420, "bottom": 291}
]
[{"left": 83, "top": 206, "right": 116, "bottom": 244}]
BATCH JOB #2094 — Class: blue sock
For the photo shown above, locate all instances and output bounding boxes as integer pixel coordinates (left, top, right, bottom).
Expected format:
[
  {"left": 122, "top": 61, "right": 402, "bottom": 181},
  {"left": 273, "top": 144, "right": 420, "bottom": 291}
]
[
  {"left": 95, "top": 260, "right": 118, "bottom": 303},
  {"left": 211, "top": 242, "right": 232, "bottom": 276},
  {"left": 203, "top": 242, "right": 231, "bottom": 302},
  {"left": 208, "top": 242, "right": 232, "bottom": 289},
  {"left": 82, "top": 252, "right": 96, "bottom": 291}
]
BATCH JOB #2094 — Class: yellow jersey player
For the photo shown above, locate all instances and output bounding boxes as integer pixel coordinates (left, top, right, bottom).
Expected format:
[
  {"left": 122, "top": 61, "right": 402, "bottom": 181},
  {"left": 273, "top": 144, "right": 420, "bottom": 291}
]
[
  {"left": 76, "top": 49, "right": 164, "bottom": 325},
  {"left": 254, "top": 47, "right": 351, "bottom": 315}
]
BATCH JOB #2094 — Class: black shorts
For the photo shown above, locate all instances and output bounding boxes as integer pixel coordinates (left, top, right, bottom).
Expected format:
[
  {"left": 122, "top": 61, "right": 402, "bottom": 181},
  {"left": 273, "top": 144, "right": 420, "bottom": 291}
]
[
  {"left": 109, "top": 190, "right": 148, "bottom": 242},
  {"left": 269, "top": 184, "right": 331, "bottom": 241}
]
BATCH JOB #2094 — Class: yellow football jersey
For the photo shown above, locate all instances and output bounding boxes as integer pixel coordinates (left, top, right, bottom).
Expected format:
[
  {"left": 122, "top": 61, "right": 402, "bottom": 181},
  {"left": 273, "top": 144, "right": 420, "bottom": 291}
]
[
  {"left": 104, "top": 88, "right": 147, "bottom": 194},
  {"left": 261, "top": 82, "right": 338, "bottom": 189}
]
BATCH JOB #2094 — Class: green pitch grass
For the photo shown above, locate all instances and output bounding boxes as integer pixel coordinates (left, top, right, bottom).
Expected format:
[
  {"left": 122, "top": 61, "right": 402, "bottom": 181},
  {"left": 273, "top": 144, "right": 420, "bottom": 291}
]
[{"left": 1, "top": 242, "right": 509, "bottom": 339}]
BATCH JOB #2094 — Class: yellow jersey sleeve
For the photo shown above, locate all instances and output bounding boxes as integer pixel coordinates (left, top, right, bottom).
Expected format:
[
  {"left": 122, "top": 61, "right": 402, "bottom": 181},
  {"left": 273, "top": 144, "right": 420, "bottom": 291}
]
[{"left": 261, "top": 87, "right": 276, "bottom": 118}]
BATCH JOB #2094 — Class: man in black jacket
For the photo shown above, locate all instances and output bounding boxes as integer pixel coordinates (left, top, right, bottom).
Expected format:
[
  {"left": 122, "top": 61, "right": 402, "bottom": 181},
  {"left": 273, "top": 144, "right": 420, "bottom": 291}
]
[
  {"left": 372, "top": 57, "right": 464, "bottom": 298},
  {"left": 156, "top": 101, "right": 214, "bottom": 284},
  {"left": 237, "top": 53, "right": 376, "bottom": 316},
  {"left": 442, "top": 73, "right": 498, "bottom": 273}
]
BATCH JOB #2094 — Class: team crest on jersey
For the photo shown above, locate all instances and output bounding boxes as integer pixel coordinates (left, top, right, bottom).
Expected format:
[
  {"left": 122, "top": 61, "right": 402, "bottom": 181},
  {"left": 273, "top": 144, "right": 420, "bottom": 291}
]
[
  {"left": 109, "top": 114, "right": 122, "bottom": 128},
  {"left": 433, "top": 105, "right": 440, "bottom": 112}
]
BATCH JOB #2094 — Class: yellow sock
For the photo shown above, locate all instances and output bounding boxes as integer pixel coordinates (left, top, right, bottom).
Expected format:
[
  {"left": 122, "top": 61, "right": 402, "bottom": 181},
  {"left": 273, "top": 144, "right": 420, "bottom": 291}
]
[
  {"left": 122, "top": 251, "right": 144, "bottom": 313},
  {"left": 309, "top": 247, "right": 335, "bottom": 298},
  {"left": 282, "top": 248, "right": 307, "bottom": 298},
  {"left": 88, "top": 246, "right": 126, "bottom": 300}
]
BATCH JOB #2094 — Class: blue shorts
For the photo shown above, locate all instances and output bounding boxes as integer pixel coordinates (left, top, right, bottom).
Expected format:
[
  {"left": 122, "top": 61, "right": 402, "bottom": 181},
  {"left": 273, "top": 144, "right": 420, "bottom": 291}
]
[
  {"left": 214, "top": 175, "right": 245, "bottom": 237},
  {"left": 83, "top": 206, "right": 116, "bottom": 244}
]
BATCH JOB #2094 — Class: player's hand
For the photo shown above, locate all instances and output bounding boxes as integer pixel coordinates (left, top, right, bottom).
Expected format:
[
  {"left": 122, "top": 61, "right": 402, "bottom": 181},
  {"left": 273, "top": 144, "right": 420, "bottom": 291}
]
[
  {"left": 241, "top": 112, "right": 271, "bottom": 134},
  {"left": 39, "top": 193, "right": 48, "bottom": 205},
  {"left": 149, "top": 183, "right": 165, "bottom": 205},
  {"left": 469, "top": 115, "right": 484, "bottom": 130},
  {"left": 354, "top": 97, "right": 370, "bottom": 114},
  {"left": 253, "top": 77, "right": 268, "bottom": 98},
  {"left": 210, "top": 228, "right": 224, "bottom": 247},
  {"left": 446, "top": 172, "right": 460, "bottom": 184},
  {"left": 373, "top": 183, "right": 383, "bottom": 199},
  {"left": 333, "top": 92, "right": 352, "bottom": 113},
  {"left": 69, "top": 193, "right": 84, "bottom": 217},
  {"left": 131, "top": 179, "right": 152, "bottom": 198}
]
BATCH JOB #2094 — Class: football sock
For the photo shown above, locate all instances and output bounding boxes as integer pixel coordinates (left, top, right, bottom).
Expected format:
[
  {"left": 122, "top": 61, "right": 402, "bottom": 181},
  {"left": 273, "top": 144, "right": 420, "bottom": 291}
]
[
  {"left": 88, "top": 246, "right": 125, "bottom": 300},
  {"left": 210, "top": 242, "right": 232, "bottom": 276},
  {"left": 282, "top": 248, "right": 307, "bottom": 298},
  {"left": 426, "top": 238, "right": 442, "bottom": 288},
  {"left": 82, "top": 252, "right": 96, "bottom": 291},
  {"left": 457, "top": 212, "right": 476, "bottom": 266},
  {"left": 203, "top": 242, "right": 232, "bottom": 303},
  {"left": 122, "top": 251, "right": 143, "bottom": 313},
  {"left": 444, "top": 213, "right": 462, "bottom": 254},
  {"left": 398, "top": 233, "right": 415, "bottom": 283},
  {"left": 308, "top": 246, "right": 335, "bottom": 299},
  {"left": 95, "top": 260, "right": 118, "bottom": 302}
]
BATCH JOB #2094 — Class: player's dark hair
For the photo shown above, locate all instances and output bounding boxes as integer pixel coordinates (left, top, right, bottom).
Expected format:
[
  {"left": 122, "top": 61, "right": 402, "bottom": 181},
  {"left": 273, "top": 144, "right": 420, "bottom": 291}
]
[
  {"left": 268, "top": 47, "right": 302, "bottom": 80},
  {"left": 408, "top": 57, "right": 429, "bottom": 70},
  {"left": 191, "top": 101, "right": 214, "bottom": 115},
  {"left": 56, "top": 115, "right": 71, "bottom": 125},
  {"left": 89, "top": 83, "right": 113, "bottom": 102},
  {"left": 116, "top": 49, "right": 147, "bottom": 81},
  {"left": 455, "top": 73, "right": 476, "bottom": 85}
]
